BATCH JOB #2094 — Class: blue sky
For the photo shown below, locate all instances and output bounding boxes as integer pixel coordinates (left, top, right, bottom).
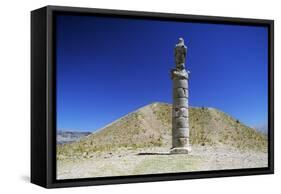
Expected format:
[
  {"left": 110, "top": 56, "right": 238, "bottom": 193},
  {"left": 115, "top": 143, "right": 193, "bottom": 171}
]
[{"left": 56, "top": 14, "right": 268, "bottom": 132}]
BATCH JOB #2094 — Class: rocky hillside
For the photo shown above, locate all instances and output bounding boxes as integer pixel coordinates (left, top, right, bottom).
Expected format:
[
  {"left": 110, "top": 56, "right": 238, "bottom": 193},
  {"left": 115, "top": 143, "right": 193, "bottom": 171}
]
[{"left": 57, "top": 102, "right": 267, "bottom": 157}]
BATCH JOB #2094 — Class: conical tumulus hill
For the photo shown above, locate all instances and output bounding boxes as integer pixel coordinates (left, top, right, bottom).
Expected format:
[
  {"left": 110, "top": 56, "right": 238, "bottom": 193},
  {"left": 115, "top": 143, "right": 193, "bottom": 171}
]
[{"left": 57, "top": 102, "right": 267, "bottom": 157}]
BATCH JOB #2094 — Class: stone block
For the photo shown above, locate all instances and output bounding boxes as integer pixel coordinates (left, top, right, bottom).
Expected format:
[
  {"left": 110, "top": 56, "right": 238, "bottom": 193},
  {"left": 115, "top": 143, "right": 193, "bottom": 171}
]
[
  {"left": 173, "top": 79, "right": 188, "bottom": 89},
  {"left": 174, "top": 127, "right": 189, "bottom": 138},
  {"left": 173, "top": 98, "right": 188, "bottom": 107},
  {"left": 173, "top": 88, "right": 188, "bottom": 98},
  {"left": 171, "top": 137, "right": 190, "bottom": 148},
  {"left": 172, "top": 106, "right": 189, "bottom": 118},
  {"left": 170, "top": 147, "right": 191, "bottom": 154},
  {"left": 173, "top": 117, "right": 188, "bottom": 128}
]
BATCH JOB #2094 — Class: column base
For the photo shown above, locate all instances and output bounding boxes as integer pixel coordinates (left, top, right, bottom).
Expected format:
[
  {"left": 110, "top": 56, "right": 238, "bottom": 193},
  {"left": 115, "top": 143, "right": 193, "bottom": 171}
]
[{"left": 170, "top": 147, "right": 191, "bottom": 154}]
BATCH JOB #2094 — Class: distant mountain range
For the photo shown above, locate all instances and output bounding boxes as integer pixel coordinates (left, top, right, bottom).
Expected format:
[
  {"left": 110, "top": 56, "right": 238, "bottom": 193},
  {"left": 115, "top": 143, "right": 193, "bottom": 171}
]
[
  {"left": 57, "top": 130, "right": 91, "bottom": 144},
  {"left": 57, "top": 102, "right": 267, "bottom": 157}
]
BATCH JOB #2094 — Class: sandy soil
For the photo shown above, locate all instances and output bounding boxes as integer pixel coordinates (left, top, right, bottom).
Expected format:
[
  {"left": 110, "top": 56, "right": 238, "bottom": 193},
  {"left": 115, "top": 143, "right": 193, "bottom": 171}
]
[{"left": 57, "top": 145, "right": 267, "bottom": 180}]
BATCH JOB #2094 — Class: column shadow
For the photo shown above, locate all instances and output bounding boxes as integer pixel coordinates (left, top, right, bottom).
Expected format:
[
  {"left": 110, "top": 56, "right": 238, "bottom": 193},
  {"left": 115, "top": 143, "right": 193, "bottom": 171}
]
[{"left": 137, "top": 152, "right": 171, "bottom": 155}]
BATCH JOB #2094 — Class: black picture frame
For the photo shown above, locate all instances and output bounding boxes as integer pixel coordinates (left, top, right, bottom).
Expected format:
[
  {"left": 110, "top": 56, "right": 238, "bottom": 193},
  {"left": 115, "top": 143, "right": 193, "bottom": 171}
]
[{"left": 31, "top": 5, "right": 274, "bottom": 188}]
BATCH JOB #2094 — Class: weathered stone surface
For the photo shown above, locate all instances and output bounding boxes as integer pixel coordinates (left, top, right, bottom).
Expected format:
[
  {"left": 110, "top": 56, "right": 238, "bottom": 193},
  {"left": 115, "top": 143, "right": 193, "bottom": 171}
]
[
  {"left": 172, "top": 106, "right": 188, "bottom": 118},
  {"left": 178, "top": 137, "right": 189, "bottom": 146},
  {"left": 170, "top": 147, "right": 191, "bottom": 154},
  {"left": 173, "top": 79, "right": 188, "bottom": 89},
  {"left": 173, "top": 88, "right": 188, "bottom": 98},
  {"left": 173, "top": 127, "right": 189, "bottom": 138},
  {"left": 173, "top": 98, "right": 188, "bottom": 107},
  {"left": 170, "top": 38, "right": 191, "bottom": 154},
  {"left": 171, "top": 137, "right": 191, "bottom": 151},
  {"left": 173, "top": 117, "right": 188, "bottom": 128},
  {"left": 171, "top": 69, "right": 188, "bottom": 80},
  {"left": 174, "top": 37, "right": 187, "bottom": 66},
  {"left": 180, "top": 107, "right": 189, "bottom": 117}
]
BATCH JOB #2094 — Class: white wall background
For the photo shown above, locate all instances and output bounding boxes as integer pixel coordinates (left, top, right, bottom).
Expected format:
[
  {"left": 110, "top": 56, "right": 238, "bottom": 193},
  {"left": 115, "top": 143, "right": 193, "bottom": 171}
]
[{"left": 0, "top": 0, "right": 279, "bottom": 193}]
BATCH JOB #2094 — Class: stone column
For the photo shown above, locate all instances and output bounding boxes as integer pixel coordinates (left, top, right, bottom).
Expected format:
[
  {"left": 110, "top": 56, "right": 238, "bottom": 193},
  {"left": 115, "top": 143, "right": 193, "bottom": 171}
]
[{"left": 170, "top": 38, "right": 191, "bottom": 154}]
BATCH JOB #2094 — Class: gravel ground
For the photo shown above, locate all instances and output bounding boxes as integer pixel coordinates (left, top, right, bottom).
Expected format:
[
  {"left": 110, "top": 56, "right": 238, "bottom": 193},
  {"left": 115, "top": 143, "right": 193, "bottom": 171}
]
[{"left": 57, "top": 145, "right": 268, "bottom": 180}]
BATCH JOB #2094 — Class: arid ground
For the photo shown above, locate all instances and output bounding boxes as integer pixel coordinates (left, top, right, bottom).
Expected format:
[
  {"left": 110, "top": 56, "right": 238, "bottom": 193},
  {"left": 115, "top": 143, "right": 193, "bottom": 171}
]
[{"left": 57, "top": 145, "right": 267, "bottom": 179}]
